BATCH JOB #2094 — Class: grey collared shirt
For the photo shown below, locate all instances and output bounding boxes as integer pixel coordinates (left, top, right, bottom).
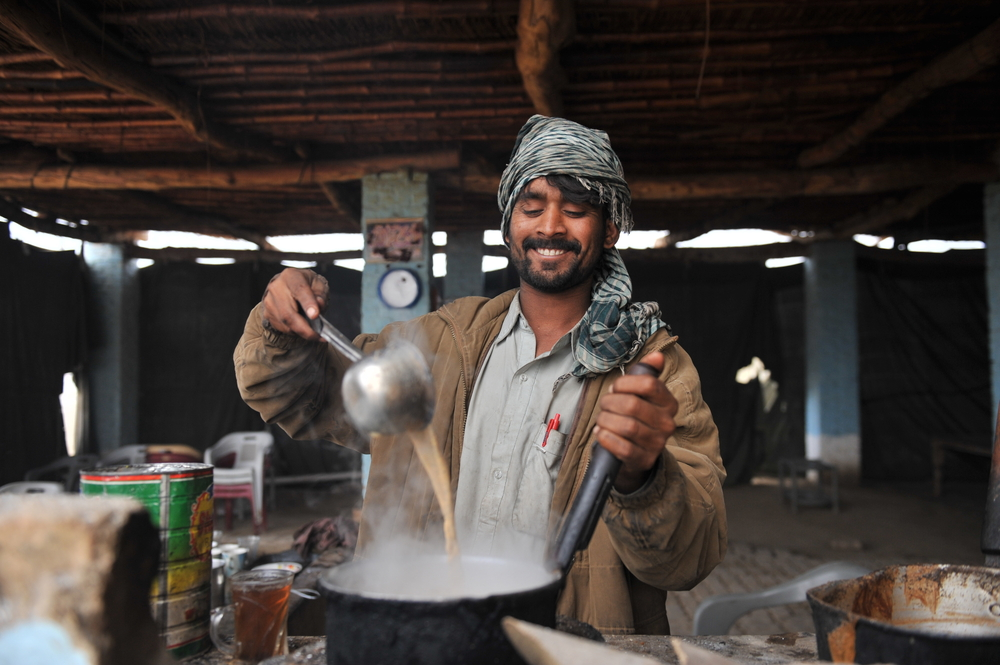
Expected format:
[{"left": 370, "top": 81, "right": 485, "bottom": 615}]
[{"left": 454, "top": 294, "right": 586, "bottom": 558}]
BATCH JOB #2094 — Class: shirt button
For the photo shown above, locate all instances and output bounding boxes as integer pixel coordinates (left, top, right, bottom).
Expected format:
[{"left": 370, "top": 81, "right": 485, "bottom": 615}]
[
  {"left": 493, "top": 470, "right": 503, "bottom": 480},
  {"left": 520, "top": 375, "right": 528, "bottom": 383}
]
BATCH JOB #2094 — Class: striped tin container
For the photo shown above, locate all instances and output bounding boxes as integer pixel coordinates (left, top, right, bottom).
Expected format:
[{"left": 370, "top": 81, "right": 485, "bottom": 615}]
[{"left": 81, "top": 463, "right": 214, "bottom": 660}]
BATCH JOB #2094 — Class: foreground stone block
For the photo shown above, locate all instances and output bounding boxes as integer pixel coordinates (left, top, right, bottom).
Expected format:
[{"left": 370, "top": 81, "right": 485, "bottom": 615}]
[{"left": 0, "top": 494, "right": 168, "bottom": 665}]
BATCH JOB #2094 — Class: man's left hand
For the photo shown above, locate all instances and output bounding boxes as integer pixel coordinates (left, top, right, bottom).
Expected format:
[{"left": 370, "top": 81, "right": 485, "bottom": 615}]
[{"left": 593, "top": 351, "right": 678, "bottom": 494}]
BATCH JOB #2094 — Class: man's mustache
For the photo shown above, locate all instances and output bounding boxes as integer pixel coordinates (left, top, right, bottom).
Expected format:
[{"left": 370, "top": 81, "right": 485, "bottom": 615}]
[{"left": 522, "top": 237, "right": 581, "bottom": 254}]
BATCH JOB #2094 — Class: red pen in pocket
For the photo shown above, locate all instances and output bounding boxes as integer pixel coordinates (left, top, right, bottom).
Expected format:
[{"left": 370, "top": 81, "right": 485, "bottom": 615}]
[{"left": 542, "top": 413, "right": 561, "bottom": 447}]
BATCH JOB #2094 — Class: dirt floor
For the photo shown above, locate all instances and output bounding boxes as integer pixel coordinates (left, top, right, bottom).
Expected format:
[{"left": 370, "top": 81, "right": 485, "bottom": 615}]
[{"left": 216, "top": 475, "right": 992, "bottom": 636}]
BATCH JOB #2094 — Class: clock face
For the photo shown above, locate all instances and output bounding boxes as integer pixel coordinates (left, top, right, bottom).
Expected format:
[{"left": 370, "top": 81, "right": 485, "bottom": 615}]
[{"left": 377, "top": 268, "right": 422, "bottom": 309}]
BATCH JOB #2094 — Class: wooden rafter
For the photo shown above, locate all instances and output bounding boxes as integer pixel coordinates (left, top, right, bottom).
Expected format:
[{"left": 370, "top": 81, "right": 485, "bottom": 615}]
[
  {"left": 101, "top": 2, "right": 518, "bottom": 24},
  {"left": 823, "top": 184, "right": 960, "bottom": 240},
  {"left": 121, "top": 192, "right": 277, "bottom": 250},
  {"left": 0, "top": 150, "right": 459, "bottom": 190},
  {"left": 0, "top": 0, "right": 294, "bottom": 162},
  {"left": 798, "top": 17, "right": 1000, "bottom": 168},
  {"left": 630, "top": 161, "right": 995, "bottom": 201},
  {"left": 319, "top": 183, "right": 361, "bottom": 226},
  {"left": 0, "top": 195, "right": 102, "bottom": 242},
  {"left": 516, "top": 0, "right": 574, "bottom": 118},
  {"left": 124, "top": 245, "right": 363, "bottom": 263},
  {"left": 661, "top": 200, "right": 776, "bottom": 246},
  {"left": 447, "top": 160, "right": 996, "bottom": 200}
]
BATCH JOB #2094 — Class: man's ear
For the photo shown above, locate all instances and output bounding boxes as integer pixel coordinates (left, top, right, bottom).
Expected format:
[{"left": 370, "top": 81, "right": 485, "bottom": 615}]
[{"left": 604, "top": 219, "right": 621, "bottom": 249}]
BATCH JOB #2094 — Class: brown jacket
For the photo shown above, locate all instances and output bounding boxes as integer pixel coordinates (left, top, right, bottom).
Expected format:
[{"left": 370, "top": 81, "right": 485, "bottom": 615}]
[{"left": 234, "top": 290, "right": 727, "bottom": 634}]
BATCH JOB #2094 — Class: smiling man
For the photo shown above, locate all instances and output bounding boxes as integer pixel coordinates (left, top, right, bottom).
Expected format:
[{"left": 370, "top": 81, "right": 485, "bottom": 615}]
[{"left": 234, "top": 115, "right": 727, "bottom": 634}]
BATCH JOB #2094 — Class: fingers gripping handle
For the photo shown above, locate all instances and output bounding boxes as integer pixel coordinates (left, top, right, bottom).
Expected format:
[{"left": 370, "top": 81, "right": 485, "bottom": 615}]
[
  {"left": 299, "top": 304, "right": 363, "bottom": 363},
  {"left": 551, "top": 361, "right": 660, "bottom": 574}
]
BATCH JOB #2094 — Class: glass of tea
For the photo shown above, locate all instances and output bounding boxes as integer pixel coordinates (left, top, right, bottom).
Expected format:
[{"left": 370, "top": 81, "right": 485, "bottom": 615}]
[{"left": 209, "top": 569, "right": 295, "bottom": 663}]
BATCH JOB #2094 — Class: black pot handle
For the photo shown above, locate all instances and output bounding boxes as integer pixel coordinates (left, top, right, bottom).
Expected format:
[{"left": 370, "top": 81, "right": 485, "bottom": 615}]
[{"left": 550, "top": 361, "right": 660, "bottom": 574}]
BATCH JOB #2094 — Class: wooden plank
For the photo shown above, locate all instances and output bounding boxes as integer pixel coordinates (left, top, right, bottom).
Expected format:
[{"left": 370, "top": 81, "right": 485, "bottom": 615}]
[{"left": 0, "top": 150, "right": 460, "bottom": 190}]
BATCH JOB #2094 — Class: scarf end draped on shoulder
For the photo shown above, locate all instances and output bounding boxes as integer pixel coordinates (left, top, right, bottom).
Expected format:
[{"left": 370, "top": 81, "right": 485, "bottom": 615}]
[{"left": 571, "top": 248, "right": 666, "bottom": 378}]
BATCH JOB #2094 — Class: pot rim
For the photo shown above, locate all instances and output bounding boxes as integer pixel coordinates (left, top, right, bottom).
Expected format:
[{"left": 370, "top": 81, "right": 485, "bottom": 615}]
[
  {"left": 319, "top": 554, "right": 563, "bottom": 603},
  {"left": 807, "top": 563, "right": 1000, "bottom": 643}
]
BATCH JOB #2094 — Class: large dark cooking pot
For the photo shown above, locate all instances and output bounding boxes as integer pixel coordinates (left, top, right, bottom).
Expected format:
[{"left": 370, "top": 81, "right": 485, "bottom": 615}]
[
  {"left": 319, "top": 554, "right": 563, "bottom": 665},
  {"left": 807, "top": 563, "right": 1000, "bottom": 664}
]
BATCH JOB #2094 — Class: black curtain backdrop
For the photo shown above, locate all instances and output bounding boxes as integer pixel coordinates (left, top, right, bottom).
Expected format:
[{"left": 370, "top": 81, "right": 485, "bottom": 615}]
[
  {"left": 4, "top": 242, "right": 989, "bottom": 487},
  {"left": 138, "top": 261, "right": 361, "bottom": 475},
  {"left": 1, "top": 236, "right": 87, "bottom": 486},
  {"left": 857, "top": 258, "right": 991, "bottom": 481},
  {"left": 627, "top": 260, "right": 801, "bottom": 485}
]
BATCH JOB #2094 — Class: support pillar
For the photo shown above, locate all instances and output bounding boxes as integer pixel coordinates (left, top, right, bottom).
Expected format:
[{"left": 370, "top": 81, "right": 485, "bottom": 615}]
[
  {"left": 805, "top": 240, "right": 861, "bottom": 484},
  {"left": 443, "top": 230, "right": 484, "bottom": 302},
  {"left": 986, "top": 184, "right": 1000, "bottom": 418},
  {"left": 83, "top": 243, "right": 139, "bottom": 455},
  {"left": 360, "top": 170, "right": 434, "bottom": 333},
  {"left": 359, "top": 170, "right": 433, "bottom": 491}
]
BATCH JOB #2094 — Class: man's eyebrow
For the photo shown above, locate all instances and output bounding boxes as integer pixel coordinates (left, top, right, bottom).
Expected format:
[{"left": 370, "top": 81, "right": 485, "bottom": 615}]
[{"left": 516, "top": 188, "right": 545, "bottom": 203}]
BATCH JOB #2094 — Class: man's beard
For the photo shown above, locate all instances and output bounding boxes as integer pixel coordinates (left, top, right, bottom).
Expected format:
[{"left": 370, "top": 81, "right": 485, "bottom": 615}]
[{"left": 511, "top": 237, "right": 602, "bottom": 293}]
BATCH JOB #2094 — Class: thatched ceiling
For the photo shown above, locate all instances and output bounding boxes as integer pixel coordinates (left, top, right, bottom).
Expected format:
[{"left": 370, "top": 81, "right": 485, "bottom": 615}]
[{"left": 0, "top": 0, "right": 997, "bottom": 256}]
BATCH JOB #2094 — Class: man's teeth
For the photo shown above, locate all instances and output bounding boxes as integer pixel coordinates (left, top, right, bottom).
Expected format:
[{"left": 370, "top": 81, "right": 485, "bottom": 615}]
[{"left": 536, "top": 248, "right": 566, "bottom": 256}]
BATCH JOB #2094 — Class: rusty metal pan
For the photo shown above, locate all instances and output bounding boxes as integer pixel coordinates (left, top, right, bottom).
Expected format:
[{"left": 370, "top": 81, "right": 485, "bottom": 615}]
[{"left": 808, "top": 564, "right": 1000, "bottom": 664}]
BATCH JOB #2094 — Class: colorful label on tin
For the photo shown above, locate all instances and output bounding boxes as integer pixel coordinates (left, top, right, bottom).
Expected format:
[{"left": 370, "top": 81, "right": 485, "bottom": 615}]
[{"left": 189, "top": 489, "right": 213, "bottom": 562}]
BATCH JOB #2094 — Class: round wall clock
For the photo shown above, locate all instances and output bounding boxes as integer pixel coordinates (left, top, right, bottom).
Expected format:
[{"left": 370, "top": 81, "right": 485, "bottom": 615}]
[{"left": 377, "top": 268, "right": 422, "bottom": 309}]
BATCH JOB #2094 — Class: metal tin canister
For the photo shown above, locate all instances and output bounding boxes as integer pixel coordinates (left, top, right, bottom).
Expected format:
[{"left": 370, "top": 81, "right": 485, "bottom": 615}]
[{"left": 81, "top": 463, "right": 214, "bottom": 660}]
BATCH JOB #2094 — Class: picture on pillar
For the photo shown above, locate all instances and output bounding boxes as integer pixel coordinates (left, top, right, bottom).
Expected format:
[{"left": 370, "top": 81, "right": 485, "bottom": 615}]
[{"left": 365, "top": 218, "right": 425, "bottom": 263}]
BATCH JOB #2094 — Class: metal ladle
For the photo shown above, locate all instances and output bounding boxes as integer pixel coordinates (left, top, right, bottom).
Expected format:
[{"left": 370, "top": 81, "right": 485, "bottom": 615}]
[{"left": 309, "top": 314, "right": 435, "bottom": 435}]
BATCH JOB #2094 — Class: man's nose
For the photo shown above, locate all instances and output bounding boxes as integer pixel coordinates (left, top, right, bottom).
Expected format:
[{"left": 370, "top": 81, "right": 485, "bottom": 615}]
[{"left": 536, "top": 204, "right": 567, "bottom": 235}]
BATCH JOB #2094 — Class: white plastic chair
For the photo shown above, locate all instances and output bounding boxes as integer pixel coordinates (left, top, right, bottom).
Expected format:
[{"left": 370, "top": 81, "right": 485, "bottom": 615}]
[
  {"left": 692, "top": 561, "right": 871, "bottom": 635},
  {"left": 0, "top": 481, "right": 65, "bottom": 494},
  {"left": 205, "top": 431, "right": 273, "bottom": 534},
  {"left": 97, "top": 444, "right": 148, "bottom": 467}
]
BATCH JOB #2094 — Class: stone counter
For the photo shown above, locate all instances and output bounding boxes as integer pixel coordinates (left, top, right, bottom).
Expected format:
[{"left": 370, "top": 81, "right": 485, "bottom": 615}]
[{"left": 188, "top": 633, "right": 818, "bottom": 664}]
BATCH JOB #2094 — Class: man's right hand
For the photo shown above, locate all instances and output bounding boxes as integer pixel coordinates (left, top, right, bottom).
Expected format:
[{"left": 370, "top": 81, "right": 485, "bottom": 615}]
[{"left": 261, "top": 268, "right": 329, "bottom": 341}]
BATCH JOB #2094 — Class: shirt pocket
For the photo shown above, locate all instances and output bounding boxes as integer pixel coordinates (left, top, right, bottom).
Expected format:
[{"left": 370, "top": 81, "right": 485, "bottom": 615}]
[{"left": 511, "top": 422, "right": 567, "bottom": 538}]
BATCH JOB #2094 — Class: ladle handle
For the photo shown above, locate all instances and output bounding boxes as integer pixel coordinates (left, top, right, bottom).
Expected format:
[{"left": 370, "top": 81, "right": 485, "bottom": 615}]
[
  {"left": 551, "top": 361, "right": 660, "bottom": 574},
  {"left": 308, "top": 312, "right": 363, "bottom": 363}
]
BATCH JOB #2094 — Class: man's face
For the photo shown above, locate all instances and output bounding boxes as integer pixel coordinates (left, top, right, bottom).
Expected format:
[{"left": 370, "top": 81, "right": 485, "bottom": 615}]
[{"left": 506, "top": 177, "right": 620, "bottom": 294}]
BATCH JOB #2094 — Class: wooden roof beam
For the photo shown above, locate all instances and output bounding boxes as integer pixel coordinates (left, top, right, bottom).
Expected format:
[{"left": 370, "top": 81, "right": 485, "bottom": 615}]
[
  {"left": 102, "top": 2, "right": 519, "bottom": 24},
  {"left": 0, "top": 195, "right": 102, "bottom": 242},
  {"left": 121, "top": 191, "right": 277, "bottom": 250},
  {"left": 516, "top": 0, "right": 574, "bottom": 118},
  {"left": 319, "top": 182, "right": 361, "bottom": 227},
  {"left": 124, "top": 245, "right": 363, "bottom": 264},
  {"left": 0, "top": 0, "right": 295, "bottom": 162},
  {"left": 0, "top": 150, "right": 460, "bottom": 190},
  {"left": 821, "top": 184, "right": 959, "bottom": 240},
  {"left": 629, "top": 161, "right": 996, "bottom": 201},
  {"left": 798, "top": 17, "right": 1000, "bottom": 168},
  {"left": 448, "top": 160, "right": 996, "bottom": 199}
]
